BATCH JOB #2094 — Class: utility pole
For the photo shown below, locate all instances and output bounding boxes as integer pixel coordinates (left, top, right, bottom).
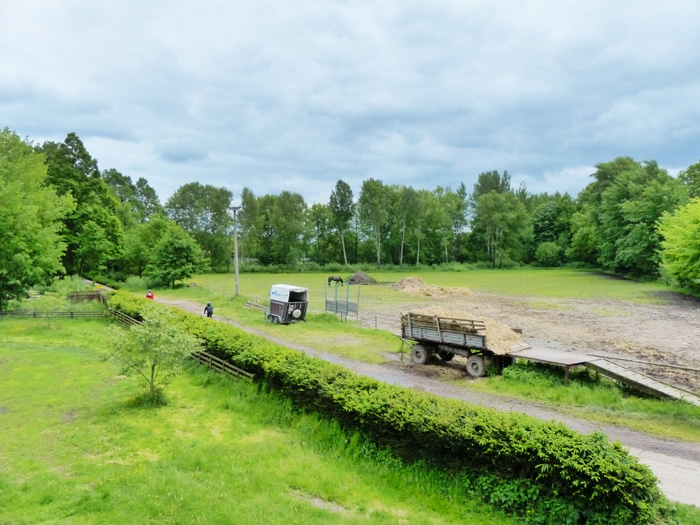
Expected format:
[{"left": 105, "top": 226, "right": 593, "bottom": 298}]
[{"left": 229, "top": 205, "right": 241, "bottom": 297}]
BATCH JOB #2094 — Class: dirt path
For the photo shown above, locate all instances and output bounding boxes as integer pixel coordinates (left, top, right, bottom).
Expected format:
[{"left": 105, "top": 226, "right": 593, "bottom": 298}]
[{"left": 157, "top": 295, "right": 700, "bottom": 506}]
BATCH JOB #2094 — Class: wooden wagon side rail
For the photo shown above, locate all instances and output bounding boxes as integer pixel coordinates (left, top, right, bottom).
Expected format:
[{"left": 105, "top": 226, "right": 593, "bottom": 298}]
[
  {"left": 190, "top": 351, "right": 254, "bottom": 381},
  {"left": 401, "top": 312, "right": 487, "bottom": 334}
]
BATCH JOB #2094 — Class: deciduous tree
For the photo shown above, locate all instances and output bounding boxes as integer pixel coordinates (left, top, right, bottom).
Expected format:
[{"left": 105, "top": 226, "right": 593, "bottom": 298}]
[
  {"left": 0, "top": 129, "right": 74, "bottom": 309},
  {"left": 107, "top": 306, "right": 202, "bottom": 403},
  {"left": 658, "top": 197, "right": 700, "bottom": 290}
]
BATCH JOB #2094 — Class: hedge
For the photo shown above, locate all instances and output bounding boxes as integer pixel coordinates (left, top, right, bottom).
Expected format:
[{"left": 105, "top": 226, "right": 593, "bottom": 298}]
[{"left": 107, "top": 291, "right": 661, "bottom": 524}]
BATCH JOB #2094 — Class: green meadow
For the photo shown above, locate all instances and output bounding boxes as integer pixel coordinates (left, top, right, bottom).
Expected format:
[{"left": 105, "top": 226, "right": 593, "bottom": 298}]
[{"left": 0, "top": 318, "right": 514, "bottom": 524}]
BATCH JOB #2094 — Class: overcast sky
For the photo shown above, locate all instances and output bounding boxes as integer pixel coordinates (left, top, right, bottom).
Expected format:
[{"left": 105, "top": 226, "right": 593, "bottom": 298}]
[{"left": 2, "top": 1, "right": 700, "bottom": 206}]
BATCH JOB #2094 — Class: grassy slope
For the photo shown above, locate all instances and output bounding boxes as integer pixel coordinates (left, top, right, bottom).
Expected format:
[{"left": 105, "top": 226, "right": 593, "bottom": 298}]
[{"left": 0, "top": 318, "right": 513, "bottom": 524}]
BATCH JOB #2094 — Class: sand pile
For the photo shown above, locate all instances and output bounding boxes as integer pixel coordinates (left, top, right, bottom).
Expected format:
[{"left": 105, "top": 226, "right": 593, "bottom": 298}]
[
  {"left": 407, "top": 306, "right": 525, "bottom": 355},
  {"left": 392, "top": 276, "right": 472, "bottom": 299}
]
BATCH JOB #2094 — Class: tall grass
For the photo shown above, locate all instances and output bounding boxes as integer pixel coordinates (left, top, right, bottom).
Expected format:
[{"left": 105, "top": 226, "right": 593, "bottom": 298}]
[{"left": 0, "top": 317, "right": 515, "bottom": 524}]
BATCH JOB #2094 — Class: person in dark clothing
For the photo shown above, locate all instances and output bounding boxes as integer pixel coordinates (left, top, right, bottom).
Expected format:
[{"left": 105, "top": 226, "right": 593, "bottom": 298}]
[{"left": 204, "top": 302, "right": 213, "bottom": 318}]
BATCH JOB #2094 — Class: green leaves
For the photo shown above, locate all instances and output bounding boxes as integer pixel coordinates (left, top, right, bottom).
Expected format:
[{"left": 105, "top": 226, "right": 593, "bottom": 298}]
[{"left": 658, "top": 197, "right": 700, "bottom": 290}]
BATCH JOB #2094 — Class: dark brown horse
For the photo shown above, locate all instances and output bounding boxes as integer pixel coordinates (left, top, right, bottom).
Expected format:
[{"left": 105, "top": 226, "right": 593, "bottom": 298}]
[{"left": 327, "top": 275, "right": 344, "bottom": 286}]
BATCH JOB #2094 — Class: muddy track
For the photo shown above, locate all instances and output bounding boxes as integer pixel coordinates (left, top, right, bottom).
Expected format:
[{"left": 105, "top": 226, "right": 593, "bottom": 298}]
[{"left": 156, "top": 296, "right": 700, "bottom": 507}]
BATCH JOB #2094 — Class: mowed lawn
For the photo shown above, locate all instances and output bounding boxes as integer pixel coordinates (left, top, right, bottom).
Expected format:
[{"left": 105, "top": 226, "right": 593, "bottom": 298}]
[{"left": 0, "top": 318, "right": 514, "bottom": 525}]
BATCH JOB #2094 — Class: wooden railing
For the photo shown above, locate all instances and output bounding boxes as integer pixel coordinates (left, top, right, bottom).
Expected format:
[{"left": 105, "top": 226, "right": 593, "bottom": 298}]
[
  {"left": 0, "top": 310, "right": 107, "bottom": 319},
  {"left": 190, "top": 351, "right": 254, "bottom": 381},
  {"left": 107, "top": 308, "right": 142, "bottom": 326}
]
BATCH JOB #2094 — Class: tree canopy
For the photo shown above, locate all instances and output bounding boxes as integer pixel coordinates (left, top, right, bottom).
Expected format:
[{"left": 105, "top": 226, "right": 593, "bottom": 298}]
[{"left": 0, "top": 129, "right": 74, "bottom": 309}]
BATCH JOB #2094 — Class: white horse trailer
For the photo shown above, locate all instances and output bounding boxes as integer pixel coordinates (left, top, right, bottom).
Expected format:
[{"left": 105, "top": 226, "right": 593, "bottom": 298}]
[{"left": 266, "top": 284, "right": 309, "bottom": 324}]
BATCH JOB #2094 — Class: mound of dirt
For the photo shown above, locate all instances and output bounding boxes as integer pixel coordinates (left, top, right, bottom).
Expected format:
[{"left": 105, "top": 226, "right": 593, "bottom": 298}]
[
  {"left": 393, "top": 276, "right": 472, "bottom": 299},
  {"left": 347, "top": 271, "right": 377, "bottom": 285},
  {"left": 408, "top": 306, "right": 525, "bottom": 355}
]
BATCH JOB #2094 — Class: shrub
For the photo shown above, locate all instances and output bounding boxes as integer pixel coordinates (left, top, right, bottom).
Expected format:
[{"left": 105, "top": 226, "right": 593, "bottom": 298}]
[{"left": 535, "top": 242, "right": 564, "bottom": 267}]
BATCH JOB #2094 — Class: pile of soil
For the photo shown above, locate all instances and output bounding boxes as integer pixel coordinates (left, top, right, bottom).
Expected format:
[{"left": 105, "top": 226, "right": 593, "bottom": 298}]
[
  {"left": 393, "top": 276, "right": 472, "bottom": 299},
  {"left": 408, "top": 305, "right": 526, "bottom": 355},
  {"left": 347, "top": 271, "right": 378, "bottom": 284}
]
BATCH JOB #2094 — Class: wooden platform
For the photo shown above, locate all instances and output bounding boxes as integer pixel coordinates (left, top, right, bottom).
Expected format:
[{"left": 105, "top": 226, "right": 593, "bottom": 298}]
[{"left": 507, "top": 347, "right": 700, "bottom": 406}]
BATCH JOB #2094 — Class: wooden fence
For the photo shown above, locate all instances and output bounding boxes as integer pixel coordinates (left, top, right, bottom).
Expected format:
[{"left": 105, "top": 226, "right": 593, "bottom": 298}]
[
  {"left": 0, "top": 310, "right": 107, "bottom": 319},
  {"left": 190, "top": 351, "right": 254, "bottom": 381},
  {"left": 107, "top": 308, "right": 142, "bottom": 326}
]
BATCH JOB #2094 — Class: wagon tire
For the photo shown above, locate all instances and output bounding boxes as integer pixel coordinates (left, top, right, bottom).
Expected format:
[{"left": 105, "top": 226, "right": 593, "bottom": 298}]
[
  {"left": 466, "top": 355, "right": 486, "bottom": 378},
  {"left": 438, "top": 350, "right": 455, "bottom": 362},
  {"left": 411, "top": 344, "right": 428, "bottom": 365}
]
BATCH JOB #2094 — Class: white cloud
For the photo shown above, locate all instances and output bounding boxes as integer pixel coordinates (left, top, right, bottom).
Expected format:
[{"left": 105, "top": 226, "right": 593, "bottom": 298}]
[{"left": 2, "top": 1, "right": 700, "bottom": 205}]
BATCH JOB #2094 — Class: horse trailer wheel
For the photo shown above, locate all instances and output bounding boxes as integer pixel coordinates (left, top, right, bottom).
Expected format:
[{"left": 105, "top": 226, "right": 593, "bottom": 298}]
[
  {"left": 466, "top": 355, "right": 486, "bottom": 378},
  {"left": 438, "top": 350, "right": 455, "bottom": 362},
  {"left": 411, "top": 344, "right": 428, "bottom": 365}
]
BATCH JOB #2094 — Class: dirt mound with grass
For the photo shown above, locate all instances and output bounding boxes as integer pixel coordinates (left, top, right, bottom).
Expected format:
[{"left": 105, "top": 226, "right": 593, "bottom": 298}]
[
  {"left": 393, "top": 277, "right": 472, "bottom": 299},
  {"left": 346, "top": 271, "right": 377, "bottom": 285},
  {"left": 407, "top": 305, "right": 526, "bottom": 354}
]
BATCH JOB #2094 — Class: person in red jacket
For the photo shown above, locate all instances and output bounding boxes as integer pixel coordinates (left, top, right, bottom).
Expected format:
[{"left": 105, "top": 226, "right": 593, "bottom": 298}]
[{"left": 146, "top": 290, "right": 154, "bottom": 300}]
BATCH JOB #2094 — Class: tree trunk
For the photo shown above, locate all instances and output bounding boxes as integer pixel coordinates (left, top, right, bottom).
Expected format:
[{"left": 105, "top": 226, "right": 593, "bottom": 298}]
[
  {"left": 340, "top": 230, "right": 348, "bottom": 266},
  {"left": 374, "top": 226, "right": 381, "bottom": 267}
]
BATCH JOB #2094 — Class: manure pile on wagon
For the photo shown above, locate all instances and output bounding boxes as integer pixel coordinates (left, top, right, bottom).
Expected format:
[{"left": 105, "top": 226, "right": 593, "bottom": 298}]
[
  {"left": 392, "top": 277, "right": 472, "bottom": 299},
  {"left": 407, "top": 306, "right": 525, "bottom": 355}
]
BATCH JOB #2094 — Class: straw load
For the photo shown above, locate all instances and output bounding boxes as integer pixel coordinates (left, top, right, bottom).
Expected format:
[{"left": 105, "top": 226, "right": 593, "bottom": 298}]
[{"left": 407, "top": 306, "right": 525, "bottom": 355}]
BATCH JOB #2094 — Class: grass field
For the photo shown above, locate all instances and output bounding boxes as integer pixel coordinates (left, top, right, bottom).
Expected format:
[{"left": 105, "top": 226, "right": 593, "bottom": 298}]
[{"left": 0, "top": 318, "right": 515, "bottom": 524}]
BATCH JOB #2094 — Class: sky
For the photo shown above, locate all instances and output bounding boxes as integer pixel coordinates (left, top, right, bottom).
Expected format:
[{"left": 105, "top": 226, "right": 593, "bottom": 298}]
[{"left": 2, "top": 1, "right": 700, "bottom": 207}]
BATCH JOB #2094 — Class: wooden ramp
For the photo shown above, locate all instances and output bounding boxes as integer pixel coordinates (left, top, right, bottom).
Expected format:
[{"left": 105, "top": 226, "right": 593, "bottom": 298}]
[
  {"left": 507, "top": 347, "right": 700, "bottom": 406},
  {"left": 584, "top": 358, "right": 700, "bottom": 406}
]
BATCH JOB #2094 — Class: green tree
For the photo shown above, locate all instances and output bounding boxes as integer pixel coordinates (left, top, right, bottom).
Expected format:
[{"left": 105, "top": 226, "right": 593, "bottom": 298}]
[
  {"left": 358, "top": 178, "right": 390, "bottom": 267},
  {"left": 102, "top": 168, "right": 164, "bottom": 225},
  {"left": 658, "top": 197, "right": 700, "bottom": 290},
  {"left": 238, "top": 187, "right": 261, "bottom": 263},
  {"left": 145, "top": 228, "right": 204, "bottom": 288},
  {"left": 269, "top": 191, "right": 307, "bottom": 266},
  {"left": 0, "top": 128, "right": 75, "bottom": 309},
  {"left": 39, "top": 133, "right": 124, "bottom": 276},
  {"left": 597, "top": 160, "right": 686, "bottom": 275},
  {"left": 474, "top": 191, "right": 531, "bottom": 267},
  {"left": 329, "top": 180, "right": 354, "bottom": 265},
  {"left": 121, "top": 215, "right": 173, "bottom": 277},
  {"left": 107, "top": 306, "right": 202, "bottom": 402},
  {"left": 678, "top": 160, "right": 700, "bottom": 199},
  {"left": 307, "top": 203, "right": 334, "bottom": 265},
  {"left": 531, "top": 194, "right": 575, "bottom": 263},
  {"left": 165, "top": 183, "right": 233, "bottom": 271}
]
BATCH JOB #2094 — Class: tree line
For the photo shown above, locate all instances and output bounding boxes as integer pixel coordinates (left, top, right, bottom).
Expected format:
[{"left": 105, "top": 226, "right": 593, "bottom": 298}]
[{"left": 2, "top": 127, "right": 700, "bottom": 308}]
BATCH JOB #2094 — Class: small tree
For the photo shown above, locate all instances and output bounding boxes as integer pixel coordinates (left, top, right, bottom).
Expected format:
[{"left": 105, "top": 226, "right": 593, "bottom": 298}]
[
  {"left": 107, "top": 306, "right": 202, "bottom": 403},
  {"left": 145, "top": 227, "right": 204, "bottom": 288}
]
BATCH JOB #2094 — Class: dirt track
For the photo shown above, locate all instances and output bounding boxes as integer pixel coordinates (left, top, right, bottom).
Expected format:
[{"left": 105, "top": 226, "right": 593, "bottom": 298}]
[
  {"left": 156, "top": 293, "right": 700, "bottom": 507},
  {"left": 360, "top": 281, "right": 700, "bottom": 395}
]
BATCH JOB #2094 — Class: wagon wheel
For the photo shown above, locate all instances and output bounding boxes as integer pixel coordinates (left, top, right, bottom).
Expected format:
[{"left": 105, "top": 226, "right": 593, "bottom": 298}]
[
  {"left": 466, "top": 355, "right": 486, "bottom": 378},
  {"left": 437, "top": 350, "right": 455, "bottom": 362},
  {"left": 411, "top": 344, "right": 429, "bottom": 365}
]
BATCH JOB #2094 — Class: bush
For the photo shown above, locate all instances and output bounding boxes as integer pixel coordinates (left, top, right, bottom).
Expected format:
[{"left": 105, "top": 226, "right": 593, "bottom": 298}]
[{"left": 535, "top": 242, "right": 564, "bottom": 267}]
